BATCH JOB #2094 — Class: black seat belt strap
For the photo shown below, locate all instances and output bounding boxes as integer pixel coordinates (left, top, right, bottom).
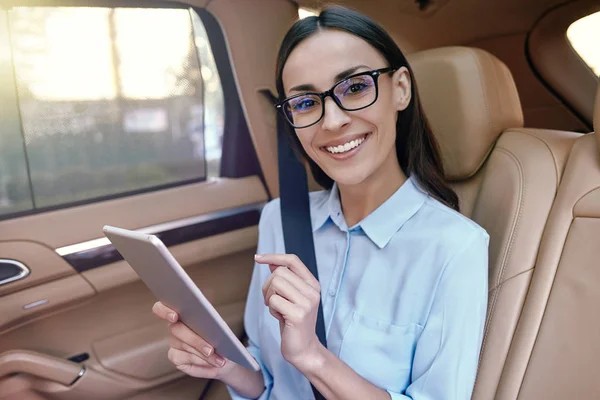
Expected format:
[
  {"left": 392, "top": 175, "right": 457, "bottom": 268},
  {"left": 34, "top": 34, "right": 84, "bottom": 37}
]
[{"left": 262, "top": 90, "right": 327, "bottom": 400}]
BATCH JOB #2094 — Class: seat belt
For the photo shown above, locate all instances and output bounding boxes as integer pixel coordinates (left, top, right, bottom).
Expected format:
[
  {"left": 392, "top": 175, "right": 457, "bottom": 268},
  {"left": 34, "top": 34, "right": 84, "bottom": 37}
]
[{"left": 262, "top": 90, "right": 327, "bottom": 400}]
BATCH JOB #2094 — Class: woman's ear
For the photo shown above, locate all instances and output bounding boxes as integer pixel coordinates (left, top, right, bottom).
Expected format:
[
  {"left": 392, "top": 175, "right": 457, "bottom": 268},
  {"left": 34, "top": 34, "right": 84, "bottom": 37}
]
[{"left": 393, "top": 67, "right": 412, "bottom": 112}]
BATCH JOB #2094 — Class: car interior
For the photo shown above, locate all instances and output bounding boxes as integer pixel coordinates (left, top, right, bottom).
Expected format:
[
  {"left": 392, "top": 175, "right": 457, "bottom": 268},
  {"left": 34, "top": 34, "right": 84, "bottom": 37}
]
[{"left": 0, "top": 0, "right": 598, "bottom": 399}]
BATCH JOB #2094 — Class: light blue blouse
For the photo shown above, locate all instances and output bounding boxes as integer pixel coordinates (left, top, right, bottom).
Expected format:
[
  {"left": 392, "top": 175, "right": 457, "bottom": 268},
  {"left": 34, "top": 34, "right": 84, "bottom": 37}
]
[{"left": 228, "top": 176, "right": 489, "bottom": 399}]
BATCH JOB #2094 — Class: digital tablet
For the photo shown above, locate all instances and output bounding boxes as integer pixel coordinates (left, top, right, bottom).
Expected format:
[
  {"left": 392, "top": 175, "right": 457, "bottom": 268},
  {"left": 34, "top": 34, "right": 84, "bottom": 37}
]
[{"left": 103, "top": 225, "right": 260, "bottom": 372}]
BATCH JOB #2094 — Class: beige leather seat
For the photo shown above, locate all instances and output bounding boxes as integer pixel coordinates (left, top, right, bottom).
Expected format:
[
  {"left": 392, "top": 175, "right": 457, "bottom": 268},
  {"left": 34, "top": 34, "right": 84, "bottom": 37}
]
[
  {"left": 493, "top": 83, "right": 600, "bottom": 400},
  {"left": 407, "top": 47, "right": 581, "bottom": 399}
]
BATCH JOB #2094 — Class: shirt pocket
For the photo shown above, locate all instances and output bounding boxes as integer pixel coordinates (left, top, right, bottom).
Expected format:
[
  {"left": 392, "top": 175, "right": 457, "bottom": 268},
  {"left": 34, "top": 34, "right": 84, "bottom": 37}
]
[{"left": 338, "top": 312, "right": 422, "bottom": 393}]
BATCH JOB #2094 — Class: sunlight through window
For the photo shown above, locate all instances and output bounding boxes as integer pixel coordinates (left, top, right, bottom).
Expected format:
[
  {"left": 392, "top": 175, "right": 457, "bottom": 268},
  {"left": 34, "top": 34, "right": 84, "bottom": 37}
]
[
  {"left": 567, "top": 11, "right": 600, "bottom": 76},
  {"left": 298, "top": 7, "right": 318, "bottom": 19}
]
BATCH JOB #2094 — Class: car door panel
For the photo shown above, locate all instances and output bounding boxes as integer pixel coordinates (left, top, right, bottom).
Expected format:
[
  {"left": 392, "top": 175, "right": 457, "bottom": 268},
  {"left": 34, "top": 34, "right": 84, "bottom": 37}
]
[
  {"left": 0, "top": 243, "right": 74, "bottom": 297},
  {"left": 0, "top": 177, "right": 266, "bottom": 399},
  {"left": 0, "top": 1, "right": 275, "bottom": 398},
  {"left": 0, "top": 232, "right": 256, "bottom": 400}
]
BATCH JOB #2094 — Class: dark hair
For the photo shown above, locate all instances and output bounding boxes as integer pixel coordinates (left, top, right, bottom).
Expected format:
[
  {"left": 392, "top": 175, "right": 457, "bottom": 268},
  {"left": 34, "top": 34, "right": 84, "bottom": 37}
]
[{"left": 275, "top": 5, "right": 459, "bottom": 211}]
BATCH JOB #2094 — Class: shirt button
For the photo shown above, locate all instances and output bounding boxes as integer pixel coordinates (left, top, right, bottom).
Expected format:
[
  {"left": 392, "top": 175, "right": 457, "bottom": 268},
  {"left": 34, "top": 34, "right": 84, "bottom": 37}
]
[{"left": 329, "top": 289, "right": 336, "bottom": 297}]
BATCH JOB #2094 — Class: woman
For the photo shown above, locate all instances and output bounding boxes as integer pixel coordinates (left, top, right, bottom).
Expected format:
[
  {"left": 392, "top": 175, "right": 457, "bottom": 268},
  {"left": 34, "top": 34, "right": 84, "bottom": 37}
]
[{"left": 153, "top": 6, "right": 488, "bottom": 400}]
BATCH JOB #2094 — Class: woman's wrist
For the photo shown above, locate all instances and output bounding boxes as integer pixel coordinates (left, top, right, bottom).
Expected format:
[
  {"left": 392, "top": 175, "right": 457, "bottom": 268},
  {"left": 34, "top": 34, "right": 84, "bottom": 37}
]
[
  {"left": 218, "top": 361, "right": 265, "bottom": 399},
  {"left": 289, "top": 341, "right": 328, "bottom": 377}
]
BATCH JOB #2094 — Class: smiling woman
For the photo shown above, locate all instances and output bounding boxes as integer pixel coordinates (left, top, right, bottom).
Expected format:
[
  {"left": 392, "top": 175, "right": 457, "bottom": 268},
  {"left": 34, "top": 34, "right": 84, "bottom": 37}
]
[{"left": 153, "top": 5, "right": 489, "bottom": 400}]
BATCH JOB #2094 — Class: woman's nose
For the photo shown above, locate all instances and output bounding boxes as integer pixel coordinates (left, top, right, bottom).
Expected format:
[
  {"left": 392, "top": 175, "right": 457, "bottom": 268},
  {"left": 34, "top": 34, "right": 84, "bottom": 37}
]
[{"left": 321, "top": 97, "right": 351, "bottom": 132}]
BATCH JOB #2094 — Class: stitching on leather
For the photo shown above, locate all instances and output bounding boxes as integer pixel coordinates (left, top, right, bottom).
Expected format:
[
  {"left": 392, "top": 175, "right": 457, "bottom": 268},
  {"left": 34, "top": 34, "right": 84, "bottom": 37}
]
[
  {"left": 509, "top": 140, "right": 591, "bottom": 398},
  {"left": 492, "top": 148, "right": 525, "bottom": 289},
  {"left": 485, "top": 129, "right": 560, "bottom": 291},
  {"left": 514, "top": 220, "right": 576, "bottom": 400},
  {"left": 489, "top": 265, "right": 535, "bottom": 292},
  {"left": 571, "top": 187, "right": 600, "bottom": 218},
  {"left": 511, "top": 140, "right": 590, "bottom": 397},
  {"left": 477, "top": 266, "right": 534, "bottom": 390},
  {"left": 514, "top": 129, "right": 561, "bottom": 186},
  {"left": 477, "top": 147, "right": 525, "bottom": 376}
]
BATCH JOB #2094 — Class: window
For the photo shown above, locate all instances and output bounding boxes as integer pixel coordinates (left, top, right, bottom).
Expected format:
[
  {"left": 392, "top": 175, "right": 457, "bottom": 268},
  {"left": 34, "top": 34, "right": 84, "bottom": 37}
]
[
  {"left": 0, "top": 6, "right": 226, "bottom": 217},
  {"left": 567, "top": 11, "right": 600, "bottom": 76},
  {"left": 298, "top": 7, "right": 318, "bottom": 19}
]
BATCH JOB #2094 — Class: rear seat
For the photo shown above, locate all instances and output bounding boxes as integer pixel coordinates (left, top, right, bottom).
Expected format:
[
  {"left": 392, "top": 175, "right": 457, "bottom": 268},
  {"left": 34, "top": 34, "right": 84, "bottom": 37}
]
[
  {"left": 407, "top": 47, "right": 581, "bottom": 399},
  {"left": 495, "top": 83, "right": 600, "bottom": 400}
]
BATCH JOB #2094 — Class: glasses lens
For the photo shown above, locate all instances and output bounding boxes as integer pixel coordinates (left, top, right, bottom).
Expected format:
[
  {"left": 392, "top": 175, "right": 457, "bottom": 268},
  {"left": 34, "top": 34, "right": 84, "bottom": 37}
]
[
  {"left": 282, "top": 94, "right": 323, "bottom": 128},
  {"left": 333, "top": 74, "right": 377, "bottom": 111}
]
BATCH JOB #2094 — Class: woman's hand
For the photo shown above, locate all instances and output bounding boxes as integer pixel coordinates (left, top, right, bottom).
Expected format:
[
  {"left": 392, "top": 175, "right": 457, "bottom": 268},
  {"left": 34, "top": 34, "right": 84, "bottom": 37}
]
[
  {"left": 256, "top": 253, "right": 324, "bottom": 369},
  {"left": 152, "top": 301, "right": 236, "bottom": 380}
]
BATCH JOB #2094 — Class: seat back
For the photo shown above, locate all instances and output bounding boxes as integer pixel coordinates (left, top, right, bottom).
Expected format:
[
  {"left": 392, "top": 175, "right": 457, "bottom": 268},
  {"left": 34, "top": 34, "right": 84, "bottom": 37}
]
[
  {"left": 495, "top": 83, "right": 600, "bottom": 400},
  {"left": 408, "top": 47, "right": 581, "bottom": 399}
]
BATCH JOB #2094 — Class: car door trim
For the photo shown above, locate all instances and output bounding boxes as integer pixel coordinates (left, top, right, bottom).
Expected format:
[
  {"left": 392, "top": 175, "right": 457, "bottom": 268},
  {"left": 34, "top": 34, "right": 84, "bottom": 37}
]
[
  {"left": 56, "top": 202, "right": 265, "bottom": 272},
  {"left": 0, "top": 259, "right": 31, "bottom": 287}
]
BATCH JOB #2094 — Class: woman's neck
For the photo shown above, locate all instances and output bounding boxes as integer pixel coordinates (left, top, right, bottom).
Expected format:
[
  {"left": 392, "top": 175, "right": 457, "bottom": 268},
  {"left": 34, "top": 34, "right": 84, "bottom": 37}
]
[{"left": 337, "top": 151, "right": 406, "bottom": 227}]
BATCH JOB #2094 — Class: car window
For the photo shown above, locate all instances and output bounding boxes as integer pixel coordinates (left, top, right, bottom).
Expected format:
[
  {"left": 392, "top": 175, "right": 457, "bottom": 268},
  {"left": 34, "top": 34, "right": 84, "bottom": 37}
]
[
  {"left": 567, "top": 11, "right": 600, "bottom": 76},
  {"left": 298, "top": 7, "right": 318, "bottom": 19},
  {"left": 0, "top": 6, "right": 225, "bottom": 216}
]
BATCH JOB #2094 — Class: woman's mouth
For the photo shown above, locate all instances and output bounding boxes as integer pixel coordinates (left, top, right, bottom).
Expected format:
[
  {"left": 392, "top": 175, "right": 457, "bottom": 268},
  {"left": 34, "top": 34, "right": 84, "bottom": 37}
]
[{"left": 322, "top": 133, "right": 370, "bottom": 159}]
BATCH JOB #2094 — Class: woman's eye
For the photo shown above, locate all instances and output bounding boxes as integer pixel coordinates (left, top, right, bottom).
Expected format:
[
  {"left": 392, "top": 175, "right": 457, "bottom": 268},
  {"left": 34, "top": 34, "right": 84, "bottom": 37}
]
[
  {"left": 348, "top": 83, "right": 367, "bottom": 93},
  {"left": 341, "top": 79, "right": 372, "bottom": 95},
  {"left": 292, "top": 98, "right": 317, "bottom": 111}
]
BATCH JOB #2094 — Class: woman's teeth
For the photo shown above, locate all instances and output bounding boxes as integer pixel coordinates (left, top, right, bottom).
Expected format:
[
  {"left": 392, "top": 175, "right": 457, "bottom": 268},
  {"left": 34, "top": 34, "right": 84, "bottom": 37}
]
[{"left": 326, "top": 136, "right": 366, "bottom": 154}]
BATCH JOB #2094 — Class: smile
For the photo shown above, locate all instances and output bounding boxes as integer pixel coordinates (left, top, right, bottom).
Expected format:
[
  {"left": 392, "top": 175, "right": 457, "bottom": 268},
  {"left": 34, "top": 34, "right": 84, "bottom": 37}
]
[{"left": 324, "top": 134, "right": 369, "bottom": 154}]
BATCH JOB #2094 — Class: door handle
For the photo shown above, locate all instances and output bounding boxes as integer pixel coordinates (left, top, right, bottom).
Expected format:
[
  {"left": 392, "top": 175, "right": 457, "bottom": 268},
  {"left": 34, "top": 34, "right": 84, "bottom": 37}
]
[
  {"left": 0, "top": 259, "right": 30, "bottom": 286},
  {"left": 0, "top": 350, "right": 85, "bottom": 386}
]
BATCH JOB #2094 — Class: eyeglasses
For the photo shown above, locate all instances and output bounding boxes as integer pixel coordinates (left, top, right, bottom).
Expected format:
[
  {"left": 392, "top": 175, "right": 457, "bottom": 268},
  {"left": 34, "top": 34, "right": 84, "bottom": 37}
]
[{"left": 276, "top": 67, "right": 397, "bottom": 129}]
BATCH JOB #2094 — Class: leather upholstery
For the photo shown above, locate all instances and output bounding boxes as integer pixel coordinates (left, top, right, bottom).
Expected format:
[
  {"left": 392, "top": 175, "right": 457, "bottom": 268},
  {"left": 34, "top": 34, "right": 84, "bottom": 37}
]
[
  {"left": 467, "top": 127, "right": 578, "bottom": 400},
  {"left": 498, "top": 133, "right": 599, "bottom": 400},
  {"left": 409, "top": 46, "right": 524, "bottom": 181},
  {"left": 495, "top": 81, "right": 599, "bottom": 399},
  {"left": 409, "top": 46, "right": 580, "bottom": 399}
]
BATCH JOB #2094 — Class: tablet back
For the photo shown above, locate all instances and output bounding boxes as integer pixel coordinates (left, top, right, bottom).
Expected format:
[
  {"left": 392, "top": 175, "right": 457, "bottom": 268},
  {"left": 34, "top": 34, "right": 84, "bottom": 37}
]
[{"left": 103, "top": 225, "right": 259, "bottom": 371}]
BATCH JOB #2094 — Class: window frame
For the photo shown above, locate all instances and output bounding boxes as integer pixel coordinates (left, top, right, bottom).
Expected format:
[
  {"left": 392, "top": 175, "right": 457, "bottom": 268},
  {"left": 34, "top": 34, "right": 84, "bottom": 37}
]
[
  {"left": 526, "top": 0, "right": 600, "bottom": 129},
  {"left": 0, "top": 1, "right": 263, "bottom": 221}
]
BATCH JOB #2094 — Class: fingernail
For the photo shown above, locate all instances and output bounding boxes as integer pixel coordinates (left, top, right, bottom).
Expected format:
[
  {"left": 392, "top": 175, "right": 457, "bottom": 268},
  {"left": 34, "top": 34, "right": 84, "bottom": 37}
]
[
  {"left": 216, "top": 356, "right": 225, "bottom": 367},
  {"left": 202, "top": 346, "right": 212, "bottom": 357},
  {"left": 254, "top": 254, "right": 263, "bottom": 261},
  {"left": 168, "top": 312, "right": 176, "bottom": 322}
]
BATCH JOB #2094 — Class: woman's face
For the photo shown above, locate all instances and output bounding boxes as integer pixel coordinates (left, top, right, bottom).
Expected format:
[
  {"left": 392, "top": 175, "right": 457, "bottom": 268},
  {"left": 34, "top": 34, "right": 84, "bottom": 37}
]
[{"left": 281, "top": 29, "right": 412, "bottom": 187}]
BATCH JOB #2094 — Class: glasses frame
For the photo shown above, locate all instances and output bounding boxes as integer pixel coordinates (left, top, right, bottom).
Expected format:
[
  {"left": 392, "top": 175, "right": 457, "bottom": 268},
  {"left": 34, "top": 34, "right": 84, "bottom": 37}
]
[{"left": 276, "top": 67, "right": 397, "bottom": 129}]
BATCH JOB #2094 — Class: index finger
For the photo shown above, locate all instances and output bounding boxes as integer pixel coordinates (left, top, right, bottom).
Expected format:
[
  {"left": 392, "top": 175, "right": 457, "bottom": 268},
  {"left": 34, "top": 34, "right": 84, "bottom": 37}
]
[
  {"left": 152, "top": 301, "right": 179, "bottom": 323},
  {"left": 255, "top": 254, "right": 318, "bottom": 288}
]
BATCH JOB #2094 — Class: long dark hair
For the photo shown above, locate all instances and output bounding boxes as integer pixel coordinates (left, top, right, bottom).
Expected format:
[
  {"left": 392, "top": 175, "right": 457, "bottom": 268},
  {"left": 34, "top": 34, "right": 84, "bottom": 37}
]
[{"left": 275, "top": 6, "right": 459, "bottom": 211}]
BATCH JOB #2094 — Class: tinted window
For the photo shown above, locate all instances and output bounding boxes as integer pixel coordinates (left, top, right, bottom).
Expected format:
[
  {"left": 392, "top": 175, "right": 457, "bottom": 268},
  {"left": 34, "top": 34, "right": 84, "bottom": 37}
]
[{"left": 0, "top": 6, "right": 225, "bottom": 215}]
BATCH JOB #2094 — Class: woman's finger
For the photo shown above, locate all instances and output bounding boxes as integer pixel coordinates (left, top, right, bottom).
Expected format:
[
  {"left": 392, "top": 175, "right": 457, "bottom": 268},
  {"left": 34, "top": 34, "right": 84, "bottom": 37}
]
[
  {"left": 169, "top": 336, "right": 204, "bottom": 359},
  {"left": 176, "top": 362, "right": 219, "bottom": 378},
  {"left": 272, "top": 266, "right": 320, "bottom": 301},
  {"left": 269, "top": 307, "right": 285, "bottom": 324},
  {"left": 169, "top": 322, "right": 226, "bottom": 368},
  {"left": 263, "top": 273, "right": 309, "bottom": 309},
  {"left": 167, "top": 348, "right": 221, "bottom": 379},
  {"left": 261, "top": 265, "right": 319, "bottom": 306},
  {"left": 255, "top": 254, "right": 319, "bottom": 290},
  {"left": 168, "top": 347, "right": 210, "bottom": 368},
  {"left": 268, "top": 294, "right": 301, "bottom": 321},
  {"left": 152, "top": 301, "right": 179, "bottom": 323}
]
